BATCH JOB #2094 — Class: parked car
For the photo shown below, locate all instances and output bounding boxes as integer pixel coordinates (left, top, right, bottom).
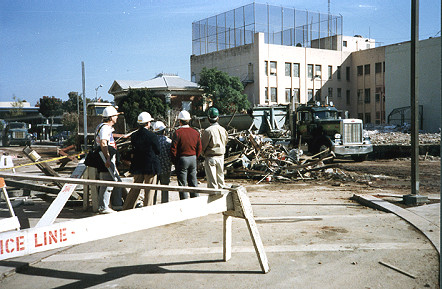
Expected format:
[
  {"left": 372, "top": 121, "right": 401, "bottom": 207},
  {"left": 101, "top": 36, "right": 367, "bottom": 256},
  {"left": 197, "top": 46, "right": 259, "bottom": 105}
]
[{"left": 50, "top": 131, "right": 71, "bottom": 142}]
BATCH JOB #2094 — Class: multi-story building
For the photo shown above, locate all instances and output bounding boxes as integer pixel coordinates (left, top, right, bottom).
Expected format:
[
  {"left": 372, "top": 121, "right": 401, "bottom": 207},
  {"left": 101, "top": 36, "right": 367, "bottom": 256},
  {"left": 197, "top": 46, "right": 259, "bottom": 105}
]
[
  {"left": 191, "top": 3, "right": 377, "bottom": 120},
  {"left": 190, "top": 3, "right": 441, "bottom": 132}
]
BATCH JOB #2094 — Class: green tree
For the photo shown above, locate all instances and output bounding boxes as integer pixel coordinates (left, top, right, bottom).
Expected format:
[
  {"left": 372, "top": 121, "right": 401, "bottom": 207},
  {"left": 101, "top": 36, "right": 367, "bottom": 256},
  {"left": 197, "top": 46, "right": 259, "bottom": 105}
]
[
  {"left": 198, "top": 67, "right": 250, "bottom": 115},
  {"left": 62, "top": 92, "right": 92, "bottom": 113},
  {"left": 9, "top": 95, "right": 26, "bottom": 118},
  {"left": 38, "top": 96, "right": 63, "bottom": 118},
  {"left": 37, "top": 96, "right": 63, "bottom": 135},
  {"left": 118, "top": 89, "right": 168, "bottom": 129}
]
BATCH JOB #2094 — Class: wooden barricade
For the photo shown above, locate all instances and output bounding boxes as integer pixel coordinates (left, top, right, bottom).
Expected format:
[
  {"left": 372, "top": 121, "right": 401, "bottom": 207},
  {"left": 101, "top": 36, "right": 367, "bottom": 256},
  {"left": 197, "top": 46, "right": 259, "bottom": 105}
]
[{"left": 0, "top": 172, "right": 269, "bottom": 273}]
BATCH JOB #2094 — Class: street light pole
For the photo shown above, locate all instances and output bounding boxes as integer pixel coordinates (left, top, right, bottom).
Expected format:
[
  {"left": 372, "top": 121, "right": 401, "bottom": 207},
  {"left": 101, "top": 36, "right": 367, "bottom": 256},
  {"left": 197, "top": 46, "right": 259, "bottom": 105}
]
[{"left": 95, "top": 84, "right": 103, "bottom": 101}]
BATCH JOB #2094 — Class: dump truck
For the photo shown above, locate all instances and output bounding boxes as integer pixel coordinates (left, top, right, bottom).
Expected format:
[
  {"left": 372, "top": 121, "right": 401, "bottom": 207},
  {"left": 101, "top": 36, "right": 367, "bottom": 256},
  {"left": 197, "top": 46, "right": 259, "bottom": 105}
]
[
  {"left": 293, "top": 102, "right": 373, "bottom": 161},
  {"left": 77, "top": 102, "right": 127, "bottom": 149},
  {"left": 2, "top": 122, "right": 32, "bottom": 146}
]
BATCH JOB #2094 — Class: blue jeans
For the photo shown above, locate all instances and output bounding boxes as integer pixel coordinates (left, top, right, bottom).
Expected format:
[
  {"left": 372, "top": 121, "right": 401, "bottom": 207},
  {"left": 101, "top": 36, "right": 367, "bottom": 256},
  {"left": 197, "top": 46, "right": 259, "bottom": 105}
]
[{"left": 176, "top": 155, "right": 199, "bottom": 199}]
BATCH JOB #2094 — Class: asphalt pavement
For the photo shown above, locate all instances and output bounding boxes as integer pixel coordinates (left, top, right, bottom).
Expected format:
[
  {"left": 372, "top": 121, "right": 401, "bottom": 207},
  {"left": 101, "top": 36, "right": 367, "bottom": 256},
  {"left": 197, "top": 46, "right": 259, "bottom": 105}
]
[{"left": 0, "top": 180, "right": 439, "bottom": 289}]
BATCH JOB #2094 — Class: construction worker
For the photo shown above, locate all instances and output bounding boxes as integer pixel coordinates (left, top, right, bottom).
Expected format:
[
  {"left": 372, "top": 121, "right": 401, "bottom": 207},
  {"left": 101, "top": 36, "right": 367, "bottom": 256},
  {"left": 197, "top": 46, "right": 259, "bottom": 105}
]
[
  {"left": 153, "top": 121, "right": 172, "bottom": 203},
  {"left": 201, "top": 107, "right": 228, "bottom": 189},
  {"left": 170, "top": 110, "right": 201, "bottom": 199},
  {"left": 123, "top": 112, "right": 160, "bottom": 209},
  {"left": 96, "top": 106, "right": 121, "bottom": 214}
]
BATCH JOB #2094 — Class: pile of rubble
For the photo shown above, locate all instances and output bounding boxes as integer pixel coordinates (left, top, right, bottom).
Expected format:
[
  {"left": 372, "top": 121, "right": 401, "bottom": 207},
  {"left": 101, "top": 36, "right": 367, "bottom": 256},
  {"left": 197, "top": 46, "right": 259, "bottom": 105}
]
[
  {"left": 366, "top": 124, "right": 440, "bottom": 146},
  {"left": 224, "top": 131, "right": 334, "bottom": 182}
]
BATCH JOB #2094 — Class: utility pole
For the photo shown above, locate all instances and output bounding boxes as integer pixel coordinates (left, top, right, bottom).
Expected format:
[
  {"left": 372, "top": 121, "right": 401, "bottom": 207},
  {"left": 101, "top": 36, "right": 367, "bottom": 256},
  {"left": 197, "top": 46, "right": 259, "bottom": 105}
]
[
  {"left": 403, "top": 0, "right": 427, "bottom": 205},
  {"left": 82, "top": 62, "right": 88, "bottom": 152}
]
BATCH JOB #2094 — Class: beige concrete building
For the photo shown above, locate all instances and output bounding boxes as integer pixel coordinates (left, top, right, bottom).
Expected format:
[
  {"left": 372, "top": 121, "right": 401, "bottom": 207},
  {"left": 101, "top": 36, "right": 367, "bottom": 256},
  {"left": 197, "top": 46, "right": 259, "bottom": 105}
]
[
  {"left": 190, "top": 3, "right": 440, "bottom": 132},
  {"left": 191, "top": 3, "right": 376, "bottom": 119},
  {"left": 385, "top": 37, "right": 441, "bottom": 133}
]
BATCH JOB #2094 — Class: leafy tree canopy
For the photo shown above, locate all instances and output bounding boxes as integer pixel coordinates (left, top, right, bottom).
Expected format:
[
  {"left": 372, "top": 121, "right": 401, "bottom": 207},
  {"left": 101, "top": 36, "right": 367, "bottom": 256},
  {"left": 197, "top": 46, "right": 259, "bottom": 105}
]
[
  {"left": 198, "top": 67, "right": 250, "bottom": 115},
  {"left": 62, "top": 92, "right": 92, "bottom": 113},
  {"left": 118, "top": 89, "right": 168, "bottom": 129},
  {"left": 37, "top": 96, "right": 63, "bottom": 118}
]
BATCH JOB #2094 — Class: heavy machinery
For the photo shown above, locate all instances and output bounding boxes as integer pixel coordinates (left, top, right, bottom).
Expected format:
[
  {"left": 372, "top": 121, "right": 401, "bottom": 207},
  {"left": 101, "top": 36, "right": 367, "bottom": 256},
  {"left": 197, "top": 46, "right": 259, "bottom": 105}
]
[{"left": 293, "top": 102, "right": 372, "bottom": 161}]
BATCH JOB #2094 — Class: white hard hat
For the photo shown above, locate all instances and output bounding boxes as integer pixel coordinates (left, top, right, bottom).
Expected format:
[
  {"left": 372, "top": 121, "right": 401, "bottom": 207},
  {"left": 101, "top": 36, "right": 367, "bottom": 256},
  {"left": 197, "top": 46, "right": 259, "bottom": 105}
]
[
  {"left": 152, "top": 121, "right": 166, "bottom": 132},
  {"left": 178, "top": 110, "right": 191, "bottom": 120},
  {"left": 102, "top": 106, "right": 119, "bottom": 117},
  {"left": 137, "top": 112, "right": 153, "bottom": 124}
]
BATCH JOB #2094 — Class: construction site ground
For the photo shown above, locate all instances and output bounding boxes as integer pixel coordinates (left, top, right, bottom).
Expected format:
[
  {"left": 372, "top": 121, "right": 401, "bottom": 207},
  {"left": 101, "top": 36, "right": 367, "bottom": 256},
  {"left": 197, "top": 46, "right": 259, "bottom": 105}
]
[{"left": 0, "top": 144, "right": 440, "bottom": 288}]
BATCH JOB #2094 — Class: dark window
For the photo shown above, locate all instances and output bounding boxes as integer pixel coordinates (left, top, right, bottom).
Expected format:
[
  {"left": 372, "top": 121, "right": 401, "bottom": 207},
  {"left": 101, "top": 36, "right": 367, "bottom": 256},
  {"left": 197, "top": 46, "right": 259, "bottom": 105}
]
[
  {"left": 364, "top": 88, "right": 371, "bottom": 103},
  {"left": 328, "top": 87, "right": 333, "bottom": 99},
  {"left": 328, "top": 65, "right": 333, "bottom": 80},
  {"left": 343, "top": 40, "right": 347, "bottom": 47},
  {"left": 364, "top": 64, "right": 370, "bottom": 74},
  {"left": 365, "top": 113, "right": 371, "bottom": 124},
  {"left": 315, "top": 89, "right": 321, "bottom": 102},
  {"left": 337, "top": 66, "right": 341, "bottom": 80},
  {"left": 375, "top": 62, "right": 382, "bottom": 73},
  {"left": 337, "top": 88, "right": 342, "bottom": 98},
  {"left": 346, "top": 90, "right": 351, "bottom": 105},
  {"left": 346, "top": 66, "right": 350, "bottom": 81},
  {"left": 357, "top": 65, "right": 363, "bottom": 76}
]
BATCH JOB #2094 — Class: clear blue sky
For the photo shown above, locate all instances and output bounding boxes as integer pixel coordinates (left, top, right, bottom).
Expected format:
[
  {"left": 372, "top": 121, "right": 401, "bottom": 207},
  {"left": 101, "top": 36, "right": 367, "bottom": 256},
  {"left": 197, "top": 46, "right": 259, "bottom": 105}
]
[{"left": 1, "top": 0, "right": 440, "bottom": 106}]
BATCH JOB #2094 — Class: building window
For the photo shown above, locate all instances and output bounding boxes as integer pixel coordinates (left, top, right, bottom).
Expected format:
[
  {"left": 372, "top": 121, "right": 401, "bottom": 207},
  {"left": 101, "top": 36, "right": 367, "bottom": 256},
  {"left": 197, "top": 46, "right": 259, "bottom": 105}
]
[
  {"left": 383, "top": 61, "right": 385, "bottom": 72},
  {"left": 315, "top": 89, "right": 321, "bottom": 102},
  {"left": 343, "top": 40, "right": 347, "bottom": 47},
  {"left": 365, "top": 113, "right": 371, "bottom": 124},
  {"left": 293, "top": 63, "right": 300, "bottom": 77},
  {"left": 364, "top": 88, "right": 371, "bottom": 103},
  {"left": 285, "top": 63, "right": 291, "bottom": 77},
  {"left": 315, "top": 65, "right": 322, "bottom": 79},
  {"left": 270, "top": 87, "right": 277, "bottom": 102},
  {"left": 346, "top": 90, "right": 351, "bottom": 105},
  {"left": 328, "top": 87, "right": 333, "bottom": 99},
  {"left": 285, "top": 88, "right": 291, "bottom": 103},
  {"left": 191, "top": 73, "right": 196, "bottom": 83},
  {"left": 328, "top": 65, "right": 333, "bottom": 80},
  {"left": 337, "top": 66, "right": 341, "bottom": 80},
  {"left": 376, "top": 111, "right": 381, "bottom": 124},
  {"left": 364, "top": 64, "right": 370, "bottom": 75},
  {"left": 346, "top": 66, "right": 350, "bottom": 81},
  {"left": 265, "top": 87, "right": 269, "bottom": 102},
  {"left": 265, "top": 61, "right": 268, "bottom": 76},
  {"left": 375, "top": 62, "right": 382, "bottom": 74},
  {"left": 337, "top": 88, "right": 342, "bottom": 98},
  {"left": 293, "top": 88, "right": 300, "bottom": 103},
  {"left": 376, "top": 87, "right": 382, "bottom": 102},
  {"left": 308, "top": 64, "right": 313, "bottom": 78},
  {"left": 357, "top": 89, "right": 363, "bottom": 103},
  {"left": 358, "top": 113, "right": 363, "bottom": 120},
  {"left": 308, "top": 89, "right": 313, "bottom": 102},
  {"left": 270, "top": 61, "right": 277, "bottom": 76},
  {"left": 357, "top": 65, "right": 363, "bottom": 76}
]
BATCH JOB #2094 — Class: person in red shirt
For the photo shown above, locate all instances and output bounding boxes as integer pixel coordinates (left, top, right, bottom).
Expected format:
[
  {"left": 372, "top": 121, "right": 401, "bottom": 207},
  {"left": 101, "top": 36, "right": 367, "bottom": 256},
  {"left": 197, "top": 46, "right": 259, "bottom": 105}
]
[{"left": 170, "top": 110, "right": 202, "bottom": 199}]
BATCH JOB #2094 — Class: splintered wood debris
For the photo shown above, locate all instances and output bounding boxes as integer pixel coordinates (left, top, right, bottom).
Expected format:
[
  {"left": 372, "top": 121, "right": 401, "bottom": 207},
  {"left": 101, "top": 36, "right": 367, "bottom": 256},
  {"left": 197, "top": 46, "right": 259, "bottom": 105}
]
[{"left": 224, "top": 131, "right": 336, "bottom": 182}]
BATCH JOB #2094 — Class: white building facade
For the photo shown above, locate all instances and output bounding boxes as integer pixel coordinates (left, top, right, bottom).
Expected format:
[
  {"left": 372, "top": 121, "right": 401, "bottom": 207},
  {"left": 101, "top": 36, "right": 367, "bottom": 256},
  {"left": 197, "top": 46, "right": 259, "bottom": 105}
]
[{"left": 190, "top": 3, "right": 440, "bottom": 132}]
